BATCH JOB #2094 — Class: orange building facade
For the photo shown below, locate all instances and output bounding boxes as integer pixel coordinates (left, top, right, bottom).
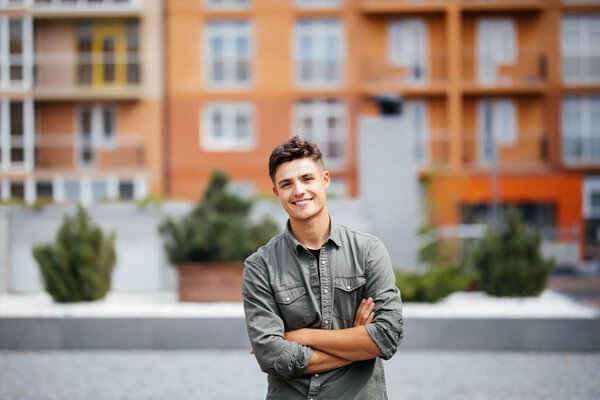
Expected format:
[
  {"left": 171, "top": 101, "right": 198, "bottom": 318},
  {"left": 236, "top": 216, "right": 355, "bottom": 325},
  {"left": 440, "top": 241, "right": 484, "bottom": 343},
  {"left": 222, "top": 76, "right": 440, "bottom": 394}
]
[
  {"left": 165, "top": 0, "right": 599, "bottom": 263},
  {"left": 0, "top": 0, "right": 164, "bottom": 204}
]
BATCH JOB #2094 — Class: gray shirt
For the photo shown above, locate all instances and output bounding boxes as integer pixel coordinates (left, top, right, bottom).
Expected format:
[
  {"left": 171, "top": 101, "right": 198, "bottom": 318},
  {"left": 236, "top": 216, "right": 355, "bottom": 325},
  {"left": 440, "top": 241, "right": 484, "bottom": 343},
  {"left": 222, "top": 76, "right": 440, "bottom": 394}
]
[{"left": 242, "top": 220, "right": 403, "bottom": 400}]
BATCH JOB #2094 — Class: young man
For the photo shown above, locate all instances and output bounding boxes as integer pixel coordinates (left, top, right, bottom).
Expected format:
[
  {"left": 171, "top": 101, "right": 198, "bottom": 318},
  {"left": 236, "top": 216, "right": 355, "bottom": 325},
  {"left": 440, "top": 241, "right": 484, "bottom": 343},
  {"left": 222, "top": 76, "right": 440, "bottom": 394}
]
[{"left": 242, "top": 136, "right": 403, "bottom": 399}]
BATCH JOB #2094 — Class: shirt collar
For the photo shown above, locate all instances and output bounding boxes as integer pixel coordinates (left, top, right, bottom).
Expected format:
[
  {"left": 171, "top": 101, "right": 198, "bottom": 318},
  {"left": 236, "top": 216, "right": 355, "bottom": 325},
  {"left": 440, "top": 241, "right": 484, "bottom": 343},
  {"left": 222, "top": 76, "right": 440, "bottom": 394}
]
[{"left": 284, "top": 218, "right": 342, "bottom": 256}]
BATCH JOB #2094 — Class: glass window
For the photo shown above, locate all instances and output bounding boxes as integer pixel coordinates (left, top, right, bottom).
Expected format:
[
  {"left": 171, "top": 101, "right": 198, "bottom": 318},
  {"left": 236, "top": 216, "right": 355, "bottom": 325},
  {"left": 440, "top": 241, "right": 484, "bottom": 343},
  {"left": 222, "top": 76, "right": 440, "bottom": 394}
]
[
  {"left": 294, "top": 100, "right": 346, "bottom": 169},
  {"left": 201, "top": 103, "right": 254, "bottom": 151},
  {"left": 562, "top": 15, "right": 600, "bottom": 84},
  {"left": 476, "top": 18, "right": 516, "bottom": 84},
  {"left": 477, "top": 98, "right": 517, "bottom": 164},
  {"left": 295, "top": 20, "right": 343, "bottom": 87},
  {"left": 0, "top": 17, "right": 30, "bottom": 87},
  {"left": 77, "top": 104, "right": 117, "bottom": 166},
  {"left": 389, "top": 19, "right": 428, "bottom": 83},
  {"left": 36, "top": 182, "right": 53, "bottom": 199},
  {"left": 204, "top": 21, "right": 252, "bottom": 88},
  {"left": 119, "top": 181, "right": 134, "bottom": 200},
  {"left": 205, "top": 0, "right": 250, "bottom": 9},
  {"left": 562, "top": 95, "right": 600, "bottom": 165},
  {"left": 296, "top": 0, "right": 341, "bottom": 8}
]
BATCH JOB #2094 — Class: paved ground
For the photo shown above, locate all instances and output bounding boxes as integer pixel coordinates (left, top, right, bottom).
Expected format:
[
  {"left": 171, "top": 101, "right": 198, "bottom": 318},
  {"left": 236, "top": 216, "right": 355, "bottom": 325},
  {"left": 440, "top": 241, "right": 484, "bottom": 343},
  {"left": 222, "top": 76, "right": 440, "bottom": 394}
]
[{"left": 1, "top": 350, "right": 599, "bottom": 400}]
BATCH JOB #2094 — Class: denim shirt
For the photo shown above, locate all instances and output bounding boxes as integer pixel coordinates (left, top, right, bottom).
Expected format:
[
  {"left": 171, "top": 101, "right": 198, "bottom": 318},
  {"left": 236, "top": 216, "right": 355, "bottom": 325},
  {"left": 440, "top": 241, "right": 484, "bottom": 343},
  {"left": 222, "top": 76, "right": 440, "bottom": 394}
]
[{"left": 242, "top": 220, "right": 403, "bottom": 400}]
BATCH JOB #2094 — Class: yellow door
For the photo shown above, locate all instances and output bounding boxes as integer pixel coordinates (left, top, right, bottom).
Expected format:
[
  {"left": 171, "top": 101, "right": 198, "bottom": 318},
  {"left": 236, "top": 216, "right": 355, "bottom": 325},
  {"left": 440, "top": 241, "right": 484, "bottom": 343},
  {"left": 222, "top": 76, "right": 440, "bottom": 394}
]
[{"left": 91, "top": 23, "right": 127, "bottom": 86}]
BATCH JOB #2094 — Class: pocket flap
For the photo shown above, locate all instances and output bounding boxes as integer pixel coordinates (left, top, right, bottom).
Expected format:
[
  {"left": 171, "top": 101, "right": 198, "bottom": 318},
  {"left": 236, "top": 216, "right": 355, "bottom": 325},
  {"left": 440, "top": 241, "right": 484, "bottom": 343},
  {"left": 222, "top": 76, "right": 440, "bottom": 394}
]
[
  {"left": 334, "top": 276, "right": 366, "bottom": 292},
  {"left": 274, "top": 286, "right": 307, "bottom": 305}
]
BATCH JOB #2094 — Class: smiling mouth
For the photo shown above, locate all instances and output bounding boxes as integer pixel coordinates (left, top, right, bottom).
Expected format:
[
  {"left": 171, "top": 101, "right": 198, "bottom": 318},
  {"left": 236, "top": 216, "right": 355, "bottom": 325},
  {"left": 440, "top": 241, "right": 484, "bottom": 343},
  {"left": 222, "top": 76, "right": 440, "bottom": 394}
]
[{"left": 292, "top": 198, "right": 313, "bottom": 206}]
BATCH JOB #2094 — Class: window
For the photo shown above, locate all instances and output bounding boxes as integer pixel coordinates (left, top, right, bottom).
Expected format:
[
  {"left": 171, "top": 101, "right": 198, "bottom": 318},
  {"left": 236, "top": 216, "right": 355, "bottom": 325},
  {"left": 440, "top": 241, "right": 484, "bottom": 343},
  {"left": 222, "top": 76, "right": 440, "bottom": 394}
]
[
  {"left": 295, "top": 20, "right": 344, "bottom": 87},
  {"left": 296, "top": 0, "right": 341, "bottom": 8},
  {"left": 204, "top": 20, "right": 252, "bottom": 88},
  {"left": 404, "top": 101, "right": 429, "bottom": 165},
  {"left": 562, "top": 95, "right": 600, "bottom": 165},
  {"left": 36, "top": 181, "right": 54, "bottom": 199},
  {"left": 0, "top": 17, "right": 32, "bottom": 88},
  {"left": 0, "top": 98, "right": 34, "bottom": 170},
  {"left": 477, "top": 98, "right": 517, "bottom": 164},
  {"left": 294, "top": 100, "right": 346, "bottom": 169},
  {"left": 77, "top": 20, "right": 139, "bottom": 86},
  {"left": 34, "top": 0, "right": 137, "bottom": 6},
  {"left": 476, "top": 19, "right": 516, "bottom": 84},
  {"left": 205, "top": 0, "right": 250, "bottom": 9},
  {"left": 389, "top": 19, "right": 428, "bottom": 83},
  {"left": 76, "top": 104, "right": 117, "bottom": 167},
  {"left": 201, "top": 103, "right": 254, "bottom": 151},
  {"left": 562, "top": 15, "right": 600, "bottom": 84}
]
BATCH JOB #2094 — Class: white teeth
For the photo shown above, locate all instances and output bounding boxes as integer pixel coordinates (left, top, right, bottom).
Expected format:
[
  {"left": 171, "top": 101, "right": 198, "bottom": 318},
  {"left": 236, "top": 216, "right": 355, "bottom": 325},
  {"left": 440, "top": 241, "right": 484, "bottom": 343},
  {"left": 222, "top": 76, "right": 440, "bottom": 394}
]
[{"left": 294, "top": 199, "right": 311, "bottom": 205}]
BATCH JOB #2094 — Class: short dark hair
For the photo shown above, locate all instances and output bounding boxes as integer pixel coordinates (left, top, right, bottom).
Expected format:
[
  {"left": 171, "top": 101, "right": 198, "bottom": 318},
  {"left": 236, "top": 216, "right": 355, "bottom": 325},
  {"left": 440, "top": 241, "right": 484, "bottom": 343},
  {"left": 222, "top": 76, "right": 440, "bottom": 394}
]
[{"left": 269, "top": 136, "right": 324, "bottom": 182}]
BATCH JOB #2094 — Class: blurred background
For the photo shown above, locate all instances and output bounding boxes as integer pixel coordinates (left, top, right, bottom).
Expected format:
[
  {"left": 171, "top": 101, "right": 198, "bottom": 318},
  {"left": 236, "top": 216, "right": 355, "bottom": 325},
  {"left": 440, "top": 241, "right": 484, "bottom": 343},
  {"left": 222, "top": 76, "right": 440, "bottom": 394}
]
[
  {"left": 0, "top": 0, "right": 598, "bottom": 292},
  {"left": 1, "top": 1, "right": 600, "bottom": 399}
]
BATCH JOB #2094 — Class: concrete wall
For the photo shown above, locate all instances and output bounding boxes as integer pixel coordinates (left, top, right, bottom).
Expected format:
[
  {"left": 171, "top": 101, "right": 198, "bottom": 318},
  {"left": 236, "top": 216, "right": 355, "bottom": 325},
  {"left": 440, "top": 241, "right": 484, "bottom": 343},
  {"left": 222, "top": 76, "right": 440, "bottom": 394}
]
[{"left": 359, "top": 116, "right": 421, "bottom": 269}]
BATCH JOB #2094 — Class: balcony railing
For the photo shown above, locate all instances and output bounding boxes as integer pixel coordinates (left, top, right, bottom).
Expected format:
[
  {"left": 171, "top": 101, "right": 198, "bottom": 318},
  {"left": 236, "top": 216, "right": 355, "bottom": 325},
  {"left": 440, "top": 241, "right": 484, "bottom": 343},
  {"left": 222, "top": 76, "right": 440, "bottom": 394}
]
[
  {"left": 563, "top": 136, "right": 600, "bottom": 166},
  {"left": 33, "top": 134, "right": 145, "bottom": 170},
  {"left": 462, "top": 49, "right": 548, "bottom": 90},
  {"left": 420, "top": 130, "right": 549, "bottom": 170},
  {"left": 33, "top": 52, "right": 141, "bottom": 99},
  {"left": 461, "top": 0, "right": 547, "bottom": 8},
  {"left": 360, "top": 0, "right": 447, "bottom": 11},
  {"left": 360, "top": 51, "right": 448, "bottom": 93}
]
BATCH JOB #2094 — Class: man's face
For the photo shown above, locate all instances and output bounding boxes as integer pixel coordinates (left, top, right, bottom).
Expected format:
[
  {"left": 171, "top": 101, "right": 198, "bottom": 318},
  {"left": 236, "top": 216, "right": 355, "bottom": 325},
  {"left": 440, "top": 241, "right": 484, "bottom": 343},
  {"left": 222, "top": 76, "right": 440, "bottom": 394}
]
[{"left": 272, "top": 157, "right": 330, "bottom": 223}]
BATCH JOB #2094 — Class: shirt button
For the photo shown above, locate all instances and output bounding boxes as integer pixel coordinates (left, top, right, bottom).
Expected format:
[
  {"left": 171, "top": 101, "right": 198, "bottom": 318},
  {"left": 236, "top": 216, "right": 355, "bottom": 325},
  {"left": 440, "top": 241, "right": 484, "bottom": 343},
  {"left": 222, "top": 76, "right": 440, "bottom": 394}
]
[
  {"left": 321, "top": 260, "right": 326, "bottom": 265},
  {"left": 346, "top": 285, "right": 351, "bottom": 290},
  {"left": 285, "top": 297, "right": 290, "bottom": 302},
  {"left": 323, "top": 289, "right": 328, "bottom": 294},
  {"left": 315, "top": 373, "right": 319, "bottom": 377},
  {"left": 324, "top": 320, "right": 329, "bottom": 324}
]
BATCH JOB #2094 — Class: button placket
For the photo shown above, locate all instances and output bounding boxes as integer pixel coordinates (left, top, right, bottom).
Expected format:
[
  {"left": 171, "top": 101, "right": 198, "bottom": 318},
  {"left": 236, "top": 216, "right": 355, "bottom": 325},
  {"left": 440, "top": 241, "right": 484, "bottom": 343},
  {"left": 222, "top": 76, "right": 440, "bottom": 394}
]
[{"left": 319, "top": 246, "right": 332, "bottom": 330}]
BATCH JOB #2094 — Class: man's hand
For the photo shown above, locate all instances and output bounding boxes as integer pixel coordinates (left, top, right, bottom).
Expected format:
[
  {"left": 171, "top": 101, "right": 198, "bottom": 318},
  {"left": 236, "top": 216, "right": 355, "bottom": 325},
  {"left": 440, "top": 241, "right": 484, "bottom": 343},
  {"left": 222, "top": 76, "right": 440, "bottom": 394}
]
[{"left": 353, "top": 298, "right": 375, "bottom": 327}]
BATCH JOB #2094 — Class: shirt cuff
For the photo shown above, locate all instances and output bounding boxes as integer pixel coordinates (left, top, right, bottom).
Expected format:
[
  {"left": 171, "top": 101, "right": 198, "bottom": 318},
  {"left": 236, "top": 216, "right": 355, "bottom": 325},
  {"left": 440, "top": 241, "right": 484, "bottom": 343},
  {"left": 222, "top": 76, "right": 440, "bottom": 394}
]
[{"left": 273, "top": 342, "right": 314, "bottom": 379}]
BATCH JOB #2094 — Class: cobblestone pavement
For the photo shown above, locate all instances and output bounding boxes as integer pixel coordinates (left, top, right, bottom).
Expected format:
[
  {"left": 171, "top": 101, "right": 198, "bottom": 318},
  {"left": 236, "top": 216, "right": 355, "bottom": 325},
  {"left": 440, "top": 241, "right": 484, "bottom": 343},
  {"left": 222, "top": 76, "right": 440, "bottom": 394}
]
[{"left": 1, "top": 350, "right": 599, "bottom": 400}]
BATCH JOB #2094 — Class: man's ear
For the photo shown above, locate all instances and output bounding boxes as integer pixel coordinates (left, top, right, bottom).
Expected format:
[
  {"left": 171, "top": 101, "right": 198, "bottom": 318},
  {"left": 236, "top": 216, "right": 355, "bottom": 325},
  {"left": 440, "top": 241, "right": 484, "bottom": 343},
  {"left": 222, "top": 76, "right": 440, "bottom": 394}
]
[
  {"left": 323, "top": 170, "right": 331, "bottom": 189},
  {"left": 272, "top": 185, "right": 278, "bottom": 197}
]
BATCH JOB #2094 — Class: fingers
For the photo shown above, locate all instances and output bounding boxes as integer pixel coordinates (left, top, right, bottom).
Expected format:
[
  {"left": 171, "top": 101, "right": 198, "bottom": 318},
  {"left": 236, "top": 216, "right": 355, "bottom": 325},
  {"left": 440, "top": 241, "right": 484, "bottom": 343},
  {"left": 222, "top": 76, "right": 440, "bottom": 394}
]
[{"left": 353, "top": 297, "right": 375, "bottom": 327}]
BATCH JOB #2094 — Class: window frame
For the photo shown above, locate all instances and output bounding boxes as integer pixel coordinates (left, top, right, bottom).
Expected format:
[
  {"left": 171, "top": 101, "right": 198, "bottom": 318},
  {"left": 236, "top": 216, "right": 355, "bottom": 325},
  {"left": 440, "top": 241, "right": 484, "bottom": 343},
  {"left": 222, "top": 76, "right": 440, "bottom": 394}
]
[
  {"left": 200, "top": 102, "right": 255, "bottom": 151},
  {"left": 203, "top": 20, "right": 253, "bottom": 89},
  {"left": 294, "top": 19, "right": 344, "bottom": 88}
]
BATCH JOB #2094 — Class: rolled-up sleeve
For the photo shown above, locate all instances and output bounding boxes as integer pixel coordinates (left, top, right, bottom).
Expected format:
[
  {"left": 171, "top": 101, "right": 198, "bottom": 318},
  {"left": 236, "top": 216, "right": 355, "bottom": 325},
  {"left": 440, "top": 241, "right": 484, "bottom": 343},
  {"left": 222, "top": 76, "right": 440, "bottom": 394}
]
[
  {"left": 363, "top": 239, "right": 403, "bottom": 360},
  {"left": 242, "top": 259, "right": 314, "bottom": 378}
]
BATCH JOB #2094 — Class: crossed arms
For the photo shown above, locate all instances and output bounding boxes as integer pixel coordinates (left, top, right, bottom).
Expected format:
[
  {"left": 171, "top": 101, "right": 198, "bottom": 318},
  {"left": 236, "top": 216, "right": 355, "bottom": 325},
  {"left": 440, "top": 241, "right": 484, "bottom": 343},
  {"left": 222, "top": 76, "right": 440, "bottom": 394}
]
[{"left": 285, "top": 298, "right": 384, "bottom": 374}]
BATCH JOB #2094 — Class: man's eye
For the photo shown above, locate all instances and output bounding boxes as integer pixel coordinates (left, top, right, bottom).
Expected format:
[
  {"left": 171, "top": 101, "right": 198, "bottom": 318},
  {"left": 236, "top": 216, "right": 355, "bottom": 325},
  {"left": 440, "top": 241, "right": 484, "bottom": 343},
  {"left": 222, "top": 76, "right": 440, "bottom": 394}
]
[
  {"left": 304, "top": 177, "right": 313, "bottom": 182},
  {"left": 281, "top": 183, "right": 291, "bottom": 189}
]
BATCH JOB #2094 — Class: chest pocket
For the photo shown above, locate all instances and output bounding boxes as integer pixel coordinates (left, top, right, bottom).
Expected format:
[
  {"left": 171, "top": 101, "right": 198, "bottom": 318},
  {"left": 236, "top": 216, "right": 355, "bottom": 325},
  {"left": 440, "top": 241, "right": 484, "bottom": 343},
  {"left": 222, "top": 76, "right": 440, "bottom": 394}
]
[
  {"left": 333, "top": 276, "right": 366, "bottom": 325},
  {"left": 274, "top": 285, "right": 310, "bottom": 331}
]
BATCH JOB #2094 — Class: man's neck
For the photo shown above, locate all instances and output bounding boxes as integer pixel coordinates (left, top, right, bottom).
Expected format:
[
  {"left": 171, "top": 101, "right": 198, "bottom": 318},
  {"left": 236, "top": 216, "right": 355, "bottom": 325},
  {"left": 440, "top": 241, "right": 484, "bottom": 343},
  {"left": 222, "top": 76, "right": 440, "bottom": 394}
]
[{"left": 289, "top": 211, "right": 330, "bottom": 250}]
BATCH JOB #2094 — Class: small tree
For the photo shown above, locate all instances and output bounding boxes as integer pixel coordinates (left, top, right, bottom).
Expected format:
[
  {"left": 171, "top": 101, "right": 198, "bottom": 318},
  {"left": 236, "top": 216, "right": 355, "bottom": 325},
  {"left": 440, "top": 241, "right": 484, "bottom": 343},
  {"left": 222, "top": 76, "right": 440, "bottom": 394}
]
[
  {"left": 470, "top": 207, "right": 554, "bottom": 297},
  {"left": 32, "top": 206, "right": 116, "bottom": 303},
  {"left": 159, "top": 170, "right": 279, "bottom": 264}
]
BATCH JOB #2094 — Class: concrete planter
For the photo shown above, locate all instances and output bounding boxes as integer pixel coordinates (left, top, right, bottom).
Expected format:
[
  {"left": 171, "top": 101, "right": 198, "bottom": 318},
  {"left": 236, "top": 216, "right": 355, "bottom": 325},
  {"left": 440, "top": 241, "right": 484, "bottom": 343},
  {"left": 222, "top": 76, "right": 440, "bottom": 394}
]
[{"left": 176, "top": 262, "right": 244, "bottom": 302}]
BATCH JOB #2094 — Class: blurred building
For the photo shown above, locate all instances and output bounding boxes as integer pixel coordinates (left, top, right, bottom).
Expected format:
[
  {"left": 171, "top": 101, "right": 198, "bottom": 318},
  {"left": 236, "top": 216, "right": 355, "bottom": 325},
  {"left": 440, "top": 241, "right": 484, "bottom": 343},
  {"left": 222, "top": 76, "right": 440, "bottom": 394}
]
[
  {"left": 0, "top": 0, "right": 165, "bottom": 205},
  {"left": 165, "top": 0, "right": 599, "bottom": 264}
]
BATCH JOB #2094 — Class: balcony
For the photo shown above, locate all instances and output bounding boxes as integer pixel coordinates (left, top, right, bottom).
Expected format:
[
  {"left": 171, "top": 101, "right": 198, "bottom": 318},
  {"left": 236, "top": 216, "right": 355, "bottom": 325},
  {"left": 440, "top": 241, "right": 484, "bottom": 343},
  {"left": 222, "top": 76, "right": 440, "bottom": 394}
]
[
  {"left": 359, "top": 52, "right": 448, "bottom": 96},
  {"left": 33, "top": 52, "right": 141, "bottom": 100},
  {"left": 461, "top": 0, "right": 547, "bottom": 12},
  {"left": 359, "top": 0, "right": 447, "bottom": 14},
  {"left": 31, "top": 0, "right": 142, "bottom": 18},
  {"left": 33, "top": 134, "right": 145, "bottom": 171},
  {"left": 422, "top": 130, "right": 550, "bottom": 171},
  {"left": 462, "top": 48, "right": 548, "bottom": 94}
]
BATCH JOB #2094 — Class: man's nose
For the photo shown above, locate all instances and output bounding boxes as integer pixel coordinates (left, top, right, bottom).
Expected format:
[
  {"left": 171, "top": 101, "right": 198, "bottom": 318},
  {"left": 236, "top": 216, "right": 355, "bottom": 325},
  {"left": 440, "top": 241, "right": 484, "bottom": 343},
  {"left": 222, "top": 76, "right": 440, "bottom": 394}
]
[{"left": 293, "top": 181, "right": 305, "bottom": 194}]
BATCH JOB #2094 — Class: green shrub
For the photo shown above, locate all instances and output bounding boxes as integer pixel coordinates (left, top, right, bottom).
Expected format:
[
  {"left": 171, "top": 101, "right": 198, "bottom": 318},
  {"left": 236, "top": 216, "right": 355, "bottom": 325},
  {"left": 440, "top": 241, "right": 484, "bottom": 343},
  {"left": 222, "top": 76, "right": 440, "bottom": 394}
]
[
  {"left": 470, "top": 207, "right": 554, "bottom": 297},
  {"left": 32, "top": 206, "right": 116, "bottom": 303},
  {"left": 396, "top": 264, "right": 477, "bottom": 303},
  {"left": 159, "top": 170, "right": 279, "bottom": 264}
]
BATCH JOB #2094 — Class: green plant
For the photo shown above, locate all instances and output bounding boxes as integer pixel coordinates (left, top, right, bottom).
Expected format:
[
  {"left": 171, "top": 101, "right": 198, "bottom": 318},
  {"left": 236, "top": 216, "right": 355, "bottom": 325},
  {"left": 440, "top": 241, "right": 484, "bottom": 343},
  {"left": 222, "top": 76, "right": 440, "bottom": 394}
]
[
  {"left": 470, "top": 207, "right": 554, "bottom": 297},
  {"left": 32, "top": 206, "right": 116, "bottom": 303},
  {"left": 159, "top": 170, "right": 279, "bottom": 264},
  {"left": 396, "top": 264, "right": 477, "bottom": 303}
]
